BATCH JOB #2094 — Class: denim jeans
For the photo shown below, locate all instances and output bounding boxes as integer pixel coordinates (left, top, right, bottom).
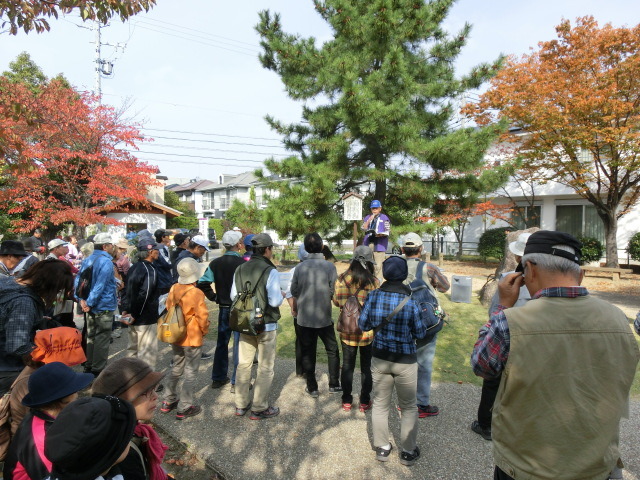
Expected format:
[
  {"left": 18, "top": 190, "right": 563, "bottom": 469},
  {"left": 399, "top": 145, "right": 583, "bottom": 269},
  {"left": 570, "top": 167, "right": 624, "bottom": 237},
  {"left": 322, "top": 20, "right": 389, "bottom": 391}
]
[
  {"left": 212, "top": 306, "right": 236, "bottom": 382},
  {"left": 340, "top": 342, "right": 372, "bottom": 404},
  {"left": 416, "top": 333, "right": 437, "bottom": 406},
  {"left": 298, "top": 324, "right": 340, "bottom": 392}
]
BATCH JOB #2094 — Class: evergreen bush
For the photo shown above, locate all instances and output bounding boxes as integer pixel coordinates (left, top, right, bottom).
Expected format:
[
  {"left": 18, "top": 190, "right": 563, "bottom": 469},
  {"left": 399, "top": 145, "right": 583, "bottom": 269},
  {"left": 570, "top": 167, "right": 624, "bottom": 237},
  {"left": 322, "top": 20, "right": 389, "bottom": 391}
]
[
  {"left": 478, "top": 227, "right": 510, "bottom": 260},
  {"left": 578, "top": 236, "right": 604, "bottom": 264},
  {"left": 628, "top": 232, "right": 640, "bottom": 261}
]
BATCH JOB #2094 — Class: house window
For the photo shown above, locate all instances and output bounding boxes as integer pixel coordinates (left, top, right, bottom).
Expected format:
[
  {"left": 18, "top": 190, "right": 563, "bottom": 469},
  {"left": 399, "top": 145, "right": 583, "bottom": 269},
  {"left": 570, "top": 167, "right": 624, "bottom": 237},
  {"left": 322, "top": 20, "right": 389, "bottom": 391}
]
[
  {"left": 202, "top": 192, "right": 213, "bottom": 210},
  {"left": 555, "top": 205, "right": 604, "bottom": 242},
  {"left": 511, "top": 205, "right": 541, "bottom": 230}
]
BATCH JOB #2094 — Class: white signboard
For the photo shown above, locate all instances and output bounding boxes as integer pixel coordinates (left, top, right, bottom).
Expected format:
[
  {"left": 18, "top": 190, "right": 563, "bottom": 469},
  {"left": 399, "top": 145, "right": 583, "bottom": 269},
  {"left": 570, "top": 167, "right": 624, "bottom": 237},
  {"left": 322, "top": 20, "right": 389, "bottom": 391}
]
[
  {"left": 198, "top": 218, "right": 208, "bottom": 235},
  {"left": 343, "top": 195, "right": 363, "bottom": 221}
]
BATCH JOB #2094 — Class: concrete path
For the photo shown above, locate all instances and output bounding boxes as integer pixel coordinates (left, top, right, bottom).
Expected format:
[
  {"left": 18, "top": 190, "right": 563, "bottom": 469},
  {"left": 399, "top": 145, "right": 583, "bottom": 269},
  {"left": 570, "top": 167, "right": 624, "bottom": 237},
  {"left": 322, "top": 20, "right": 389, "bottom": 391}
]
[{"left": 107, "top": 335, "right": 639, "bottom": 480}]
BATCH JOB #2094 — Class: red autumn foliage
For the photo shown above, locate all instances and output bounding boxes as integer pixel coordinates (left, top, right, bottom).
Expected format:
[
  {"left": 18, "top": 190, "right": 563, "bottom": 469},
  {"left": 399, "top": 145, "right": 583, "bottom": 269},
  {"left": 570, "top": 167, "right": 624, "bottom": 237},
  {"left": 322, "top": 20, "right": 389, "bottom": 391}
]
[{"left": 0, "top": 78, "right": 158, "bottom": 233}]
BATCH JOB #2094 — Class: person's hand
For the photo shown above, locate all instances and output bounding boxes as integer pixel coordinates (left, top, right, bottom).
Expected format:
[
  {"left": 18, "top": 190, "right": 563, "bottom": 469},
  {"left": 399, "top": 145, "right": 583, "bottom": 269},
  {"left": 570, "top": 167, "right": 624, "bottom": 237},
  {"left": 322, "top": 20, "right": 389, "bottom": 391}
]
[
  {"left": 80, "top": 299, "right": 90, "bottom": 313},
  {"left": 497, "top": 272, "right": 525, "bottom": 308}
]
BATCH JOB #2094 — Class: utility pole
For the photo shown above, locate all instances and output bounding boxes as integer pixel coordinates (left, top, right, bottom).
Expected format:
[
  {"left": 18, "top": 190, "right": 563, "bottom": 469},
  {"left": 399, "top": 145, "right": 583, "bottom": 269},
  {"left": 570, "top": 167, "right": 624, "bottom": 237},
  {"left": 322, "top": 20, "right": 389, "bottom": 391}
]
[
  {"left": 93, "top": 21, "right": 115, "bottom": 102},
  {"left": 94, "top": 21, "right": 102, "bottom": 99}
]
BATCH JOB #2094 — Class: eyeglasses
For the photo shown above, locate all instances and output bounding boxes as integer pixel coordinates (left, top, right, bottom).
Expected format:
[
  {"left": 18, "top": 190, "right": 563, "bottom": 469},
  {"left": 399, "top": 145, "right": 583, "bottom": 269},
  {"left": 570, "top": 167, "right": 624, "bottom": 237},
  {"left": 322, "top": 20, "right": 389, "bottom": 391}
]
[{"left": 139, "top": 386, "right": 160, "bottom": 399}]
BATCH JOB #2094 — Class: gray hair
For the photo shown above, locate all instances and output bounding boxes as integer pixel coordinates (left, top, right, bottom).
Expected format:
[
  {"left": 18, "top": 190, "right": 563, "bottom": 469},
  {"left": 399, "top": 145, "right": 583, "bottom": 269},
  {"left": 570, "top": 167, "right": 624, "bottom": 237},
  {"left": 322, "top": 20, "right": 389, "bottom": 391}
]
[
  {"left": 137, "top": 250, "right": 153, "bottom": 260},
  {"left": 521, "top": 244, "right": 581, "bottom": 279}
]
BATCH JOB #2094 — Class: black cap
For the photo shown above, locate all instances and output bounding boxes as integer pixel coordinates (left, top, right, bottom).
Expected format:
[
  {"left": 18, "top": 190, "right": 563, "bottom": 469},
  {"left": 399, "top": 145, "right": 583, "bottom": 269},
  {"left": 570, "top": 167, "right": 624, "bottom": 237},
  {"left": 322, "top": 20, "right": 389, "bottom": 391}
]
[
  {"left": 515, "top": 230, "right": 582, "bottom": 272},
  {"left": 45, "top": 395, "right": 137, "bottom": 480}
]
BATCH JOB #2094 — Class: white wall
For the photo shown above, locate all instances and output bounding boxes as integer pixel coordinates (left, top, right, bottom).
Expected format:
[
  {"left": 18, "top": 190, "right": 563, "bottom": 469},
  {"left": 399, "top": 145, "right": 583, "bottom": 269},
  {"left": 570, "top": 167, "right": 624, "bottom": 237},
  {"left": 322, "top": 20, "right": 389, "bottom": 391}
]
[{"left": 104, "top": 213, "right": 167, "bottom": 240}]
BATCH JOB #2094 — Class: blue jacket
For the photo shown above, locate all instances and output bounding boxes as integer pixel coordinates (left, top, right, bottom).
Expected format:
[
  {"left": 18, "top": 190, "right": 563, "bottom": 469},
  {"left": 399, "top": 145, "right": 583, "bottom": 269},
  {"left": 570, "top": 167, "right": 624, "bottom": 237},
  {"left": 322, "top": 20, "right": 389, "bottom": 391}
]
[{"left": 75, "top": 250, "right": 117, "bottom": 312}]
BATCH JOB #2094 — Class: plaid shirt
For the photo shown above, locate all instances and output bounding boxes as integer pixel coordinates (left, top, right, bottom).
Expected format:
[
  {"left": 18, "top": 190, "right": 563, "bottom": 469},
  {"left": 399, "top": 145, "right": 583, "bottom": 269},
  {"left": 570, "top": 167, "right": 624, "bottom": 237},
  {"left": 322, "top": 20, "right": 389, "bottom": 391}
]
[
  {"left": 333, "top": 274, "right": 379, "bottom": 346},
  {"left": 359, "top": 288, "right": 426, "bottom": 355},
  {"left": 471, "top": 286, "right": 588, "bottom": 379}
]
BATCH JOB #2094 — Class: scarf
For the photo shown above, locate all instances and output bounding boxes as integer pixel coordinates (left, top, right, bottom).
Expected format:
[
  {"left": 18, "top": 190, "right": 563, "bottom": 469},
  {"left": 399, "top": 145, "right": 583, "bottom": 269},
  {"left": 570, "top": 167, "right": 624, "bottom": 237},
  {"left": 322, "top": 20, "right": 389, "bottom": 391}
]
[{"left": 134, "top": 423, "right": 169, "bottom": 480}]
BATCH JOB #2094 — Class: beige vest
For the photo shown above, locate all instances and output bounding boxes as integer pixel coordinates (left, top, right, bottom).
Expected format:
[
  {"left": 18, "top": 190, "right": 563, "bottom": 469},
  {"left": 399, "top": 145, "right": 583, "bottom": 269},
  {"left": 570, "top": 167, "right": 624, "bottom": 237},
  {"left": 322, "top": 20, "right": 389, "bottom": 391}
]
[{"left": 493, "top": 295, "right": 639, "bottom": 480}]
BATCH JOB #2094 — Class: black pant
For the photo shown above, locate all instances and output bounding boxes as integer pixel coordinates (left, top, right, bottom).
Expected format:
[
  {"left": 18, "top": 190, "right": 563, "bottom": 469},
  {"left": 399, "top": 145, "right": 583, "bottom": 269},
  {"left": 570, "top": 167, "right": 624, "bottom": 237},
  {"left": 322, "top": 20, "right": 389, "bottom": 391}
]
[
  {"left": 293, "top": 317, "right": 303, "bottom": 376},
  {"left": 298, "top": 324, "right": 340, "bottom": 392},
  {"left": 340, "top": 342, "right": 372, "bottom": 404},
  {"left": 478, "top": 373, "right": 502, "bottom": 428}
]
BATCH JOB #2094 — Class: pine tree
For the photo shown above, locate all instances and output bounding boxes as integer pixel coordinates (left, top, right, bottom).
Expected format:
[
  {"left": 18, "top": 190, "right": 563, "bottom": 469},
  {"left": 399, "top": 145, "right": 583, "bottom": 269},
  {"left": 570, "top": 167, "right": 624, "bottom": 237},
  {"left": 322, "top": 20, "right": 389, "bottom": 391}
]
[{"left": 256, "top": 0, "right": 504, "bottom": 240}]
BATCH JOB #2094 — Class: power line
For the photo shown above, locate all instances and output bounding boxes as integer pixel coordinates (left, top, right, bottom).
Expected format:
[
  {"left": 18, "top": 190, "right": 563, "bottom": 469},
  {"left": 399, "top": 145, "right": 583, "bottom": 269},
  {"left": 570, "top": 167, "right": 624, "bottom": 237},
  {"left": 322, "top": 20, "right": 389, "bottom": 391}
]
[
  {"left": 138, "top": 16, "right": 259, "bottom": 48},
  {"left": 134, "top": 24, "right": 258, "bottom": 57},
  {"left": 145, "top": 135, "right": 285, "bottom": 149},
  {"left": 136, "top": 151, "right": 267, "bottom": 163},
  {"left": 142, "top": 127, "right": 282, "bottom": 142},
  {"left": 138, "top": 157, "right": 264, "bottom": 168},
  {"left": 135, "top": 19, "right": 258, "bottom": 53},
  {"left": 147, "top": 143, "right": 289, "bottom": 157}
]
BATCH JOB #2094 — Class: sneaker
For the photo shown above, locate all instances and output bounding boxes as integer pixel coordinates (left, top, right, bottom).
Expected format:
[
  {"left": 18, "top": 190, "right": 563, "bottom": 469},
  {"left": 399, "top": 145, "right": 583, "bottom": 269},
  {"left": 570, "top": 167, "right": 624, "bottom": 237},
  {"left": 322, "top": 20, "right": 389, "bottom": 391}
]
[
  {"left": 235, "top": 404, "right": 251, "bottom": 416},
  {"left": 342, "top": 402, "right": 352, "bottom": 412},
  {"left": 176, "top": 405, "right": 201, "bottom": 420},
  {"left": 305, "top": 388, "right": 319, "bottom": 399},
  {"left": 328, "top": 386, "right": 343, "bottom": 393},
  {"left": 160, "top": 400, "right": 178, "bottom": 414},
  {"left": 211, "top": 378, "right": 230, "bottom": 389},
  {"left": 201, "top": 352, "right": 212, "bottom": 360},
  {"left": 359, "top": 402, "right": 372, "bottom": 413},
  {"left": 417, "top": 404, "right": 439, "bottom": 418},
  {"left": 399, "top": 446, "right": 420, "bottom": 466},
  {"left": 249, "top": 406, "right": 280, "bottom": 420},
  {"left": 169, "top": 360, "right": 175, "bottom": 368},
  {"left": 470, "top": 420, "right": 492, "bottom": 441},
  {"left": 375, "top": 444, "right": 393, "bottom": 462}
]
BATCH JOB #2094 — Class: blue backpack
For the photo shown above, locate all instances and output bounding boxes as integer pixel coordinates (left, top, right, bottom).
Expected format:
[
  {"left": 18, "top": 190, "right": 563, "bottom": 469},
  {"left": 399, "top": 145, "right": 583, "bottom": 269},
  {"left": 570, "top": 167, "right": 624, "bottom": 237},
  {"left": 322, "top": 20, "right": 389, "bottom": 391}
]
[{"left": 409, "top": 262, "right": 446, "bottom": 334}]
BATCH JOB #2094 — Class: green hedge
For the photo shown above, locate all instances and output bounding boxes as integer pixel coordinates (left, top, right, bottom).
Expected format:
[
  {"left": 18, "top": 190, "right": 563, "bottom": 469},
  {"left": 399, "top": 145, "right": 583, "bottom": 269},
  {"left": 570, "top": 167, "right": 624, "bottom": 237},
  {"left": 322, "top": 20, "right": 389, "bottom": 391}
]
[
  {"left": 578, "top": 236, "right": 604, "bottom": 264},
  {"left": 478, "top": 227, "right": 510, "bottom": 260}
]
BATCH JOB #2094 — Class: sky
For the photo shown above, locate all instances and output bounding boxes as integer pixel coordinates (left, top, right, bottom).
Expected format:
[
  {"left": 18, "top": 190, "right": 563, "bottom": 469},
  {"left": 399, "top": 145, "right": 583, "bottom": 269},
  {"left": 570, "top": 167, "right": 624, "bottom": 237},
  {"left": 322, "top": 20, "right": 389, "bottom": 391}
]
[{"left": 1, "top": 0, "right": 637, "bottom": 183}]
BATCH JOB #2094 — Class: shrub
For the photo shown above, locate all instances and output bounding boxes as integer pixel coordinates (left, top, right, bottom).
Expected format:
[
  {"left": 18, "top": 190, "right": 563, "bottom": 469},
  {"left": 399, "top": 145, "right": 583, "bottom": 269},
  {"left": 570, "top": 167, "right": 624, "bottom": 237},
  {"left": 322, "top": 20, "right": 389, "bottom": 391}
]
[
  {"left": 478, "top": 227, "right": 510, "bottom": 260},
  {"left": 578, "top": 236, "right": 604, "bottom": 264},
  {"left": 628, "top": 232, "right": 640, "bottom": 261}
]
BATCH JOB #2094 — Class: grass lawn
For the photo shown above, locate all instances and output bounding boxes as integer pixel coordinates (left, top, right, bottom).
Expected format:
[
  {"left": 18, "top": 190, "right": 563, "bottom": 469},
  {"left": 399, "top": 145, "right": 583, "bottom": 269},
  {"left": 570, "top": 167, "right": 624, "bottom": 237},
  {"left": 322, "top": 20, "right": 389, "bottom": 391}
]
[{"left": 207, "top": 294, "right": 640, "bottom": 397}]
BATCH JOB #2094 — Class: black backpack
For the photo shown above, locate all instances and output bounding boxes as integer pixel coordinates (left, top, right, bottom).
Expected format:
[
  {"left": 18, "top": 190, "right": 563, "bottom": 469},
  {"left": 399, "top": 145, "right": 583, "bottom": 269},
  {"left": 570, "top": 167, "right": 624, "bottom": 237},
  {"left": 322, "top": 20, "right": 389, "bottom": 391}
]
[
  {"left": 75, "top": 263, "right": 94, "bottom": 300},
  {"left": 409, "top": 262, "right": 446, "bottom": 334}
]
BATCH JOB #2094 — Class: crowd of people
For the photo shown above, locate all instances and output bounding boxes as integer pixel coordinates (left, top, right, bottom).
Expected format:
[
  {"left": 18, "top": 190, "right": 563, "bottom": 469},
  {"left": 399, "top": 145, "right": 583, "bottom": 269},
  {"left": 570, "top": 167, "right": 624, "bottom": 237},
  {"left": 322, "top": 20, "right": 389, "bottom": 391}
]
[{"left": 0, "top": 203, "right": 638, "bottom": 478}]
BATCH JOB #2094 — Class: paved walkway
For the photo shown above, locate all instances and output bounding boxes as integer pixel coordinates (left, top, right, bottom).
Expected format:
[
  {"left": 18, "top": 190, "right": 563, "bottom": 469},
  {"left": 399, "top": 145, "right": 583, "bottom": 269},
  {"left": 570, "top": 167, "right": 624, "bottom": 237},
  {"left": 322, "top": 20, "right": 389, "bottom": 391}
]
[{"left": 108, "top": 335, "right": 639, "bottom": 480}]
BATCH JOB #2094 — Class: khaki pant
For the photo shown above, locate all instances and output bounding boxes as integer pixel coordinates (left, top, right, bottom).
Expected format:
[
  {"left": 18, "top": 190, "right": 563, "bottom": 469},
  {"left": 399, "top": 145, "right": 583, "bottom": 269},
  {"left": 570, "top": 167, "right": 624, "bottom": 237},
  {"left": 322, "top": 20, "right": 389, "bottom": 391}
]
[
  {"left": 372, "top": 250, "right": 386, "bottom": 280},
  {"left": 126, "top": 323, "right": 159, "bottom": 369},
  {"left": 371, "top": 357, "right": 418, "bottom": 452},
  {"left": 165, "top": 345, "right": 202, "bottom": 411},
  {"left": 235, "top": 330, "right": 277, "bottom": 412}
]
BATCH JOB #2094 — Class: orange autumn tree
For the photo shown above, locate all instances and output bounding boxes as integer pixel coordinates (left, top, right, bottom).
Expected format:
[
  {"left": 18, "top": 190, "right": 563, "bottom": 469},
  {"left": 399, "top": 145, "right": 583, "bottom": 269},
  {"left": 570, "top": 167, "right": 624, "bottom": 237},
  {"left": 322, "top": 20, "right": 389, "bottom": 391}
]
[
  {"left": 465, "top": 16, "right": 640, "bottom": 267},
  {"left": 0, "top": 77, "right": 158, "bottom": 233}
]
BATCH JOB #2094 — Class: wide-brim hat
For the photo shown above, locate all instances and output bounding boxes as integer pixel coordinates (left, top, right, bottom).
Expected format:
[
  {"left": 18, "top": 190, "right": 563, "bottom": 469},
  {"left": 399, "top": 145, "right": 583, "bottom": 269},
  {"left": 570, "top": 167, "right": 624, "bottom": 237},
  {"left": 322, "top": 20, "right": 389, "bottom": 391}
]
[
  {"left": 508, "top": 232, "right": 532, "bottom": 257},
  {"left": 47, "top": 238, "right": 68, "bottom": 250},
  {"left": 116, "top": 238, "right": 130, "bottom": 249},
  {"left": 0, "top": 240, "right": 27, "bottom": 257},
  {"left": 31, "top": 327, "right": 86, "bottom": 366},
  {"left": 92, "top": 357, "right": 165, "bottom": 403},
  {"left": 22, "top": 362, "right": 94, "bottom": 408},
  {"left": 45, "top": 395, "right": 137, "bottom": 480},
  {"left": 177, "top": 257, "right": 202, "bottom": 284},
  {"left": 93, "top": 232, "right": 113, "bottom": 245}
]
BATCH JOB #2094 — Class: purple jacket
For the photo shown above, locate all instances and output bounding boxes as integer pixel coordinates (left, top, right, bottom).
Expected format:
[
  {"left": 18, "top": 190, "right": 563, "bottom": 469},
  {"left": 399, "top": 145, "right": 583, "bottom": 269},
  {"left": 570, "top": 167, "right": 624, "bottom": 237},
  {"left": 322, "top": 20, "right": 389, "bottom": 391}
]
[{"left": 363, "top": 213, "right": 390, "bottom": 252}]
